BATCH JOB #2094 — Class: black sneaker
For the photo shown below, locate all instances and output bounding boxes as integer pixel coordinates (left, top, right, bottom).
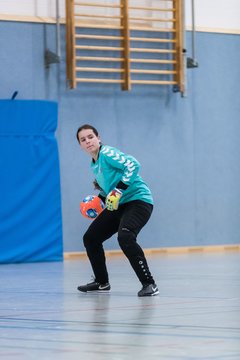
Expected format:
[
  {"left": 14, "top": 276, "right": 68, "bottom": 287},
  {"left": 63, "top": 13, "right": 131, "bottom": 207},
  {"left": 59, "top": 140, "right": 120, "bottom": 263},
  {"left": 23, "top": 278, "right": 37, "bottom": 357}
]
[
  {"left": 77, "top": 281, "right": 111, "bottom": 293},
  {"left": 138, "top": 283, "right": 159, "bottom": 297}
]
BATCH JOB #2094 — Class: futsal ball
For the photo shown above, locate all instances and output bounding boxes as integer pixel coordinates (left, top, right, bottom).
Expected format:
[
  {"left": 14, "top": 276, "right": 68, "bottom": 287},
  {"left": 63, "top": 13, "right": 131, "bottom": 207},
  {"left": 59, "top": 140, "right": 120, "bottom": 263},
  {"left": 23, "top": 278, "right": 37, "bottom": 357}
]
[{"left": 80, "top": 195, "right": 104, "bottom": 219}]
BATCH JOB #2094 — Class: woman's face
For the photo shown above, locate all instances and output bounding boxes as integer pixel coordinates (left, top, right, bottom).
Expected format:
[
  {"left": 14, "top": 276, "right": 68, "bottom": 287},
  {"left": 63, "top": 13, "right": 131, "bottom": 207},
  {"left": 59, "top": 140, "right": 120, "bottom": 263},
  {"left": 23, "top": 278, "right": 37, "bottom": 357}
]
[{"left": 78, "top": 128, "right": 101, "bottom": 157}]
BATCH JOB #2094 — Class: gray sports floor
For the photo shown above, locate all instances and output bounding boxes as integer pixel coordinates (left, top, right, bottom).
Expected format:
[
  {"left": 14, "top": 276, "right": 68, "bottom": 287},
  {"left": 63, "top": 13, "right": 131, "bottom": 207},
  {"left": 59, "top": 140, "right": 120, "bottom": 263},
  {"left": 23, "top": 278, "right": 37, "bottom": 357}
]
[{"left": 1, "top": 251, "right": 239, "bottom": 359}]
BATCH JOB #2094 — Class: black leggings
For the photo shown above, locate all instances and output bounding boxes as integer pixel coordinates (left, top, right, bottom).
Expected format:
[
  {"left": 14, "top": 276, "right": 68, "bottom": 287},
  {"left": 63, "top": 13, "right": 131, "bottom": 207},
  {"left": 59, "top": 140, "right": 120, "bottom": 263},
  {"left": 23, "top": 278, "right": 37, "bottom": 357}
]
[{"left": 83, "top": 200, "right": 155, "bottom": 285}]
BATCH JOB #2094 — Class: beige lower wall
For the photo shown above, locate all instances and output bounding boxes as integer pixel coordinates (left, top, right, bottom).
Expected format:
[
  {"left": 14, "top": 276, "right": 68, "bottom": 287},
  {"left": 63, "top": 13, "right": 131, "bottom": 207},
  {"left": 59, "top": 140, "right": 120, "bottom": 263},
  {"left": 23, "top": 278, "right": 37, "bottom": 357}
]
[{"left": 64, "top": 244, "right": 240, "bottom": 259}]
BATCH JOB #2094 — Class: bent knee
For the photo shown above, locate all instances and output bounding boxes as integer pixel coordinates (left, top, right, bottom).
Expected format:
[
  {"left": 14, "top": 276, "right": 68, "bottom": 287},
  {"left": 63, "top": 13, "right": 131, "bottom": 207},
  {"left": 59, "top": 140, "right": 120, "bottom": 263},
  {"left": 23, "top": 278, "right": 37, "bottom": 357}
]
[
  {"left": 118, "top": 227, "right": 136, "bottom": 252},
  {"left": 83, "top": 230, "right": 94, "bottom": 249}
]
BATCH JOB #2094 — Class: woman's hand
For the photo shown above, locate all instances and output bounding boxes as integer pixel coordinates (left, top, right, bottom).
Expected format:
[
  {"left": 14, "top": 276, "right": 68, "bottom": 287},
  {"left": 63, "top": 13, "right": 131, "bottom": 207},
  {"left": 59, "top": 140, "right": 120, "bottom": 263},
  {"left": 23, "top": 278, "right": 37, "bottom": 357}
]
[{"left": 106, "top": 189, "right": 122, "bottom": 211}]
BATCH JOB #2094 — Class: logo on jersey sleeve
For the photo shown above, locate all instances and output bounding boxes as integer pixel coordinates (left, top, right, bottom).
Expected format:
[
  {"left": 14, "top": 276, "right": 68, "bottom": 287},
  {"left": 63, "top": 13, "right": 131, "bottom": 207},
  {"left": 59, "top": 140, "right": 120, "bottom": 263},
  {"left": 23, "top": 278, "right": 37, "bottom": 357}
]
[{"left": 101, "top": 146, "right": 136, "bottom": 182}]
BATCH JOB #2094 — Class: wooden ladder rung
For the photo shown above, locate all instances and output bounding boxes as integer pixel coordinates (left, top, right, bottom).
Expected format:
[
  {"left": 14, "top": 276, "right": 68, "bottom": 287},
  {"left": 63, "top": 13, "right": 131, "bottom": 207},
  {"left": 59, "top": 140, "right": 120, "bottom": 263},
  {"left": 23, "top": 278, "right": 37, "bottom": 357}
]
[
  {"left": 130, "top": 37, "right": 176, "bottom": 43},
  {"left": 74, "top": 2, "right": 122, "bottom": 9},
  {"left": 131, "top": 48, "right": 176, "bottom": 54},
  {"left": 75, "top": 23, "right": 123, "bottom": 30},
  {"left": 76, "top": 56, "right": 124, "bottom": 62},
  {"left": 131, "top": 69, "right": 177, "bottom": 75},
  {"left": 131, "top": 80, "right": 177, "bottom": 85},
  {"left": 76, "top": 78, "right": 124, "bottom": 84},
  {"left": 128, "top": 6, "right": 175, "bottom": 12},
  {"left": 130, "top": 59, "right": 176, "bottom": 64},
  {"left": 129, "top": 17, "right": 175, "bottom": 23},
  {"left": 76, "top": 67, "right": 124, "bottom": 73},
  {"left": 130, "top": 26, "right": 176, "bottom": 32},
  {"left": 75, "top": 34, "right": 124, "bottom": 41},
  {"left": 75, "top": 35, "right": 175, "bottom": 44},
  {"left": 75, "top": 45, "right": 124, "bottom": 51},
  {"left": 75, "top": 14, "right": 123, "bottom": 20}
]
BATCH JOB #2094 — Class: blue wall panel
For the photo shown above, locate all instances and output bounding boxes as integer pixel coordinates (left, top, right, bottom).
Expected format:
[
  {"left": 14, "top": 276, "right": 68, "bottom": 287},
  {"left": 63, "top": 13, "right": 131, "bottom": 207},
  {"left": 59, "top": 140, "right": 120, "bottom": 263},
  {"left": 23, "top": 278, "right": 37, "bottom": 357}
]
[{"left": 0, "top": 100, "right": 63, "bottom": 262}]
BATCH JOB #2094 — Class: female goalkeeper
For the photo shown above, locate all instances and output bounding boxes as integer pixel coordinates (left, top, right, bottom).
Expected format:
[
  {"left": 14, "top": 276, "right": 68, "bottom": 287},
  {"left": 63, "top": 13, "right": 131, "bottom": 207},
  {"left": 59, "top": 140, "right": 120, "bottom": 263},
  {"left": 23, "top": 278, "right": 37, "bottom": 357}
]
[{"left": 76, "top": 124, "right": 159, "bottom": 297}]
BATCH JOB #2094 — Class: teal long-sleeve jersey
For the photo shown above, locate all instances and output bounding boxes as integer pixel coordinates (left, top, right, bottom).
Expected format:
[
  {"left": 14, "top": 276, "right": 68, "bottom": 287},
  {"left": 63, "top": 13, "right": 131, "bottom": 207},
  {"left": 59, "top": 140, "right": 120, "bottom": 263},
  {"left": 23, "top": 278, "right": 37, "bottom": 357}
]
[{"left": 90, "top": 145, "right": 153, "bottom": 205}]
